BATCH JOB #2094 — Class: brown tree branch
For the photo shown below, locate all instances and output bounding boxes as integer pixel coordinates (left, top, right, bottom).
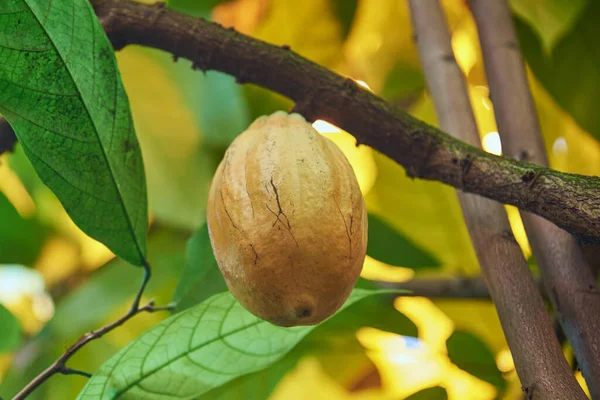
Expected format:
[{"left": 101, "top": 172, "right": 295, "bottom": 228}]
[
  {"left": 378, "top": 276, "right": 544, "bottom": 299},
  {"left": 407, "top": 1, "right": 585, "bottom": 399},
  {"left": 469, "top": 0, "right": 600, "bottom": 397},
  {"left": 85, "top": 0, "right": 600, "bottom": 243},
  {"left": 12, "top": 265, "right": 174, "bottom": 400}
]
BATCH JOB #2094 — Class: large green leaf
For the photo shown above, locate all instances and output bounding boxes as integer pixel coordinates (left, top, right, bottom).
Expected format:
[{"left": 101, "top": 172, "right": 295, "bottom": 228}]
[
  {"left": 201, "top": 293, "right": 416, "bottom": 400},
  {"left": 0, "top": 303, "right": 22, "bottom": 352},
  {"left": 0, "top": 190, "right": 47, "bottom": 265},
  {"left": 77, "top": 289, "right": 394, "bottom": 399},
  {"left": 509, "top": 0, "right": 588, "bottom": 52},
  {"left": 367, "top": 213, "right": 441, "bottom": 269},
  {"left": 446, "top": 331, "right": 506, "bottom": 393},
  {"left": 515, "top": 1, "right": 600, "bottom": 143},
  {"left": 0, "top": 0, "right": 148, "bottom": 265},
  {"left": 171, "top": 223, "right": 227, "bottom": 312}
]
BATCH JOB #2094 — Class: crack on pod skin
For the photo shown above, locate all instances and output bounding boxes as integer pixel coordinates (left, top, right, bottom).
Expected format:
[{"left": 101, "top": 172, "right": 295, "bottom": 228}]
[
  {"left": 334, "top": 197, "right": 352, "bottom": 259},
  {"left": 249, "top": 243, "right": 259, "bottom": 266},
  {"left": 220, "top": 186, "right": 239, "bottom": 231},
  {"left": 244, "top": 137, "right": 256, "bottom": 219},
  {"left": 265, "top": 177, "right": 299, "bottom": 248}
]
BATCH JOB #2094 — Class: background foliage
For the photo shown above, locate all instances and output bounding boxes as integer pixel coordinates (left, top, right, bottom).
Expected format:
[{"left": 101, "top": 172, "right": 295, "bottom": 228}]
[{"left": 0, "top": 0, "right": 597, "bottom": 399}]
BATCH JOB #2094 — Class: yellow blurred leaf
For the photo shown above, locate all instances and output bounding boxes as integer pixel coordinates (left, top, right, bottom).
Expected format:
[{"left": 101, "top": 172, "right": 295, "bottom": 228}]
[
  {"left": 365, "top": 150, "right": 479, "bottom": 275},
  {"left": 116, "top": 47, "right": 216, "bottom": 230},
  {"left": 529, "top": 70, "right": 600, "bottom": 176},
  {"left": 253, "top": 0, "right": 344, "bottom": 67},
  {"left": 35, "top": 238, "right": 79, "bottom": 287},
  {"left": 0, "top": 157, "right": 35, "bottom": 218},
  {"left": 313, "top": 120, "right": 378, "bottom": 195},
  {"left": 271, "top": 357, "right": 353, "bottom": 400},
  {"left": 212, "top": 0, "right": 269, "bottom": 34},
  {"left": 344, "top": 0, "right": 468, "bottom": 92},
  {"left": 433, "top": 300, "right": 507, "bottom": 355},
  {"left": 394, "top": 297, "right": 454, "bottom": 353},
  {"left": 361, "top": 256, "right": 415, "bottom": 283}
]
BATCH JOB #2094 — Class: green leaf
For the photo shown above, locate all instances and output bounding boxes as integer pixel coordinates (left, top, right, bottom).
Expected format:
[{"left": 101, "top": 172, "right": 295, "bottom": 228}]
[
  {"left": 0, "top": 0, "right": 148, "bottom": 265},
  {"left": 515, "top": 1, "right": 600, "bottom": 143},
  {"left": 446, "top": 331, "right": 506, "bottom": 392},
  {"left": 405, "top": 387, "right": 448, "bottom": 400},
  {"left": 243, "top": 84, "right": 293, "bottom": 122},
  {"left": 77, "top": 289, "right": 394, "bottom": 399},
  {"left": 380, "top": 63, "right": 425, "bottom": 102},
  {"left": 202, "top": 293, "right": 415, "bottom": 400},
  {"left": 509, "top": 0, "right": 588, "bottom": 52},
  {"left": 0, "top": 303, "right": 22, "bottom": 352},
  {"left": 196, "top": 71, "right": 250, "bottom": 148},
  {"left": 0, "top": 190, "right": 47, "bottom": 265},
  {"left": 331, "top": 0, "right": 359, "bottom": 39},
  {"left": 367, "top": 213, "right": 441, "bottom": 269},
  {"left": 172, "top": 223, "right": 227, "bottom": 312}
]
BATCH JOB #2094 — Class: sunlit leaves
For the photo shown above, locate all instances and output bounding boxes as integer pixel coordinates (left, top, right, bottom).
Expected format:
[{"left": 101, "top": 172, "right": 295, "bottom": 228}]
[
  {"left": 0, "top": 0, "right": 148, "bottom": 265},
  {"left": 515, "top": 1, "right": 600, "bottom": 143},
  {"left": 77, "top": 289, "right": 393, "bottom": 399},
  {"left": 253, "top": 0, "right": 344, "bottom": 68},
  {"left": 365, "top": 151, "right": 479, "bottom": 274},
  {"left": 510, "top": 0, "right": 588, "bottom": 52}
]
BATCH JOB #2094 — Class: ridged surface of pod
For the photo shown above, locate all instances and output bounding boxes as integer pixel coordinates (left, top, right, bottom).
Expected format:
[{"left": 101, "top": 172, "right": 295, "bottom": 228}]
[{"left": 207, "top": 111, "right": 367, "bottom": 326}]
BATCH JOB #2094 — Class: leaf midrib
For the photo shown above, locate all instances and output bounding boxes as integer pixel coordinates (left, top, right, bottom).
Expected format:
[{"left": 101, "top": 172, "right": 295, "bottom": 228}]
[{"left": 23, "top": 0, "right": 145, "bottom": 263}]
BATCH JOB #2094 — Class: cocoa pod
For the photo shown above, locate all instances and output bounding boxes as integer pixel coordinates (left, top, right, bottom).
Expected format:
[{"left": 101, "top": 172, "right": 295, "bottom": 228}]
[{"left": 207, "top": 111, "right": 367, "bottom": 326}]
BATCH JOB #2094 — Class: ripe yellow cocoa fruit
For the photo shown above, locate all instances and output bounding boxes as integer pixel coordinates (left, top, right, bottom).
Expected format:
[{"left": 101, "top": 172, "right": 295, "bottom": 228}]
[{"left": 207, "top": 111, "right": 367, "bottom": 327}]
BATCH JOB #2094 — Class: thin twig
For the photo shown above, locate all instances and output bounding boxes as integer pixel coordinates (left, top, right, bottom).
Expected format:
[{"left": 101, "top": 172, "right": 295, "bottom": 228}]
[
  {"left": 469, "top": 1, "right": 600, "bottom": 397},
  {"left": 12, "top": 263, "right": 173, "bottom": 400},
  {"left": 85, "top": 0, "right": 600, "bottom": 242},
  {"left": 407, "top": 1, "right": 585, "bottom": 398}
]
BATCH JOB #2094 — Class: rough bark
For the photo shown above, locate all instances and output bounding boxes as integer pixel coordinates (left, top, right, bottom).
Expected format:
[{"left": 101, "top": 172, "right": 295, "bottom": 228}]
[
  {"left": 408, "top": 1, "right": 586, "bottom": 398},
  {"left": 470, "top": 0, "right": 600, "bottom": 397}
]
